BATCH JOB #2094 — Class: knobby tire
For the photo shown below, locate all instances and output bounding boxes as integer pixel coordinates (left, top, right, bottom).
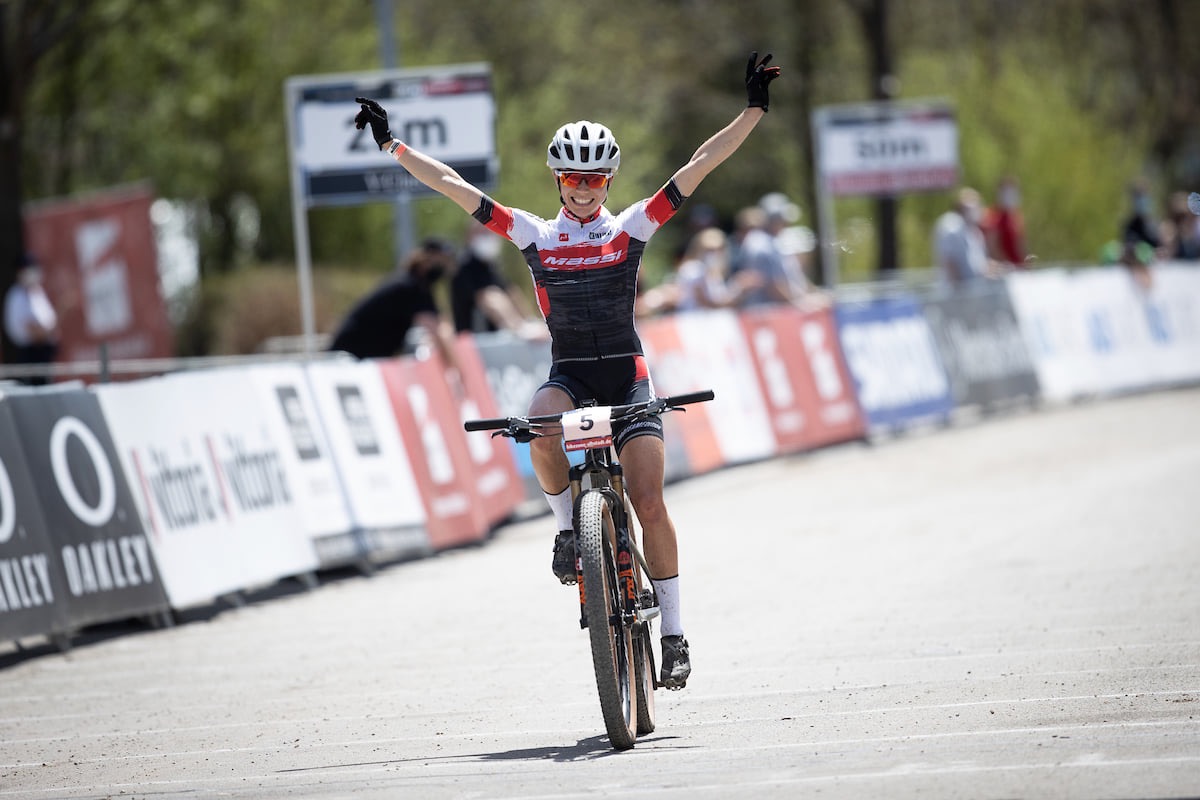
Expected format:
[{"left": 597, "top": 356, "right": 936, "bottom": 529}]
[{"left": 577, "top": 491, "right": 638, "bottom": 750}]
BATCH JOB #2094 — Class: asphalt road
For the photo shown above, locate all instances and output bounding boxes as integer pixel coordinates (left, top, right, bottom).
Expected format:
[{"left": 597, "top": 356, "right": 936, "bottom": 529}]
[{"left": 3, "top": 388, "right": 1199, "bottom": 799}]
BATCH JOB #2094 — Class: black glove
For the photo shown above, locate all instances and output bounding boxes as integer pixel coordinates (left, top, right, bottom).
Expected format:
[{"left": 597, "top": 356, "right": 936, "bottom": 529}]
[
  {"left": 354, "top": 97, "right": 393, "bottom": 150},
  {"left": 745, "top": 51, "right": 781, "bottom": 112}
]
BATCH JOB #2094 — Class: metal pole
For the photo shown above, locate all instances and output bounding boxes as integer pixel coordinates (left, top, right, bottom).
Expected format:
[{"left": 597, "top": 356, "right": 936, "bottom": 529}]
[
  {"left": 284, "top": 79, "right": 317, "bottom": 355},
  {"left": 374, "top": 0, "right": 415, "bottom": 265},
  {"left": 810, "top": 107, "right": 840, "bottom": 289}
]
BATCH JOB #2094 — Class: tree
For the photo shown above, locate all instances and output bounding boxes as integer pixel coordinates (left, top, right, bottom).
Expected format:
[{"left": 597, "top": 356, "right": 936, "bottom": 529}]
[{"left": 0, "top": 1, "right": 96, "bottom": 362}]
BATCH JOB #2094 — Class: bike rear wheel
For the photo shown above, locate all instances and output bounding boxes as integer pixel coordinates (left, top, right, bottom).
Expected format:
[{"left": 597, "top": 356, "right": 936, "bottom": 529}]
[{"left": 577, "top": 490, "right": 638, "bottom": 750}]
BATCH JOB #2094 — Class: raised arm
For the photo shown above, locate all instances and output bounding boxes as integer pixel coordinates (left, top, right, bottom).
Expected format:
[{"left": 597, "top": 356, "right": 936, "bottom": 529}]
[
  {"left": 354, "top": 98, "right": 486, "bottom": 215},
  {"left": 669, "top": 52, "right": 781, "bottom": 198}
]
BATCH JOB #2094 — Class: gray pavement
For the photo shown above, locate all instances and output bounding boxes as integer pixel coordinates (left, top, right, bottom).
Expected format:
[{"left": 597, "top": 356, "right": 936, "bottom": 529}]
[{"left": 2, "top": 388, "right": 1199, "bottom": 799}]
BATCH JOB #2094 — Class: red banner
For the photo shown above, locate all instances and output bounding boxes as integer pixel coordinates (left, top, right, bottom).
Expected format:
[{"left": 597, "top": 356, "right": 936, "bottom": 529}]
[
  {"left": 23, "top": 184, "right": 174, "bottom": 369},
  {"left": 739, "top": 306, "right": 866, "bottom": 452},
  {"left": 637, "top": 316, "right": 725, "bottom": 476},
  {"left": 378, "top": 355, "right": 489, "bottom": 550},
  {"left": 453, "top": 334, "right": 524, "bottom": 527}
]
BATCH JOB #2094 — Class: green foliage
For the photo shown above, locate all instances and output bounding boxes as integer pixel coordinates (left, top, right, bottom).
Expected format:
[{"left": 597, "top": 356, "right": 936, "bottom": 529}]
[{"left": 12, "top": 0, "right": 1200, "bottom": 353}]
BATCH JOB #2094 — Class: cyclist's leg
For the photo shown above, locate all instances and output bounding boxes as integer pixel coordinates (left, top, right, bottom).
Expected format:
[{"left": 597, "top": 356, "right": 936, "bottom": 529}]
[
  {"left": 527, "top": 383, "right": 574, "bottom": 496},
  {"left": 619, "top": 435, "right": 677, "bottom": 579},
  {"left": 529, "top": 383, "right": 579, "bottom": 582}
]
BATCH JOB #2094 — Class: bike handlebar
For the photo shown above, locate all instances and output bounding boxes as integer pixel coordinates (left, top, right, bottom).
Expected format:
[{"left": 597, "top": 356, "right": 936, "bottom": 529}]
[{"left": 463, "top": 389, "right": 715, "bottom": 434}]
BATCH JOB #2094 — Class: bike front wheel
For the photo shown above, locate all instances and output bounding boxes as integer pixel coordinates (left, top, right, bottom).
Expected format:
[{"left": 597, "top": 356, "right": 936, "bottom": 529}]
[{"left": 577, "top": 490, "right": 638, "bottom": 750}]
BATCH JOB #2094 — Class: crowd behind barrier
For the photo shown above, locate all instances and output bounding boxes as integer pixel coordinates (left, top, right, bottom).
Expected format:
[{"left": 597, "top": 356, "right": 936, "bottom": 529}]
[{"left": 3, "top": 262, "right": 1199, "bottom": 651}]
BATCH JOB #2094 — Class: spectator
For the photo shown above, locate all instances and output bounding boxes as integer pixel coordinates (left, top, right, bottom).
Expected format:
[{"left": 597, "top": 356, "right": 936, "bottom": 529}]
[
  {"left": 3, "top": 253, "right": 60, "bottom": 385},
  {"left": 1163, "top": 191, "right": 1200, "bottom": 261},
  {"left": 1123, "top": 179, "right": 1162, "bottom": 255},
  {"left": 673, "top": 227, "right": 742, "bottom": 311},
  {"left": 451, "top": 221, "right": 545, "bottom": 337},
  {"left": 729, "top": 205, "right": 789, "bottom": 306},
  {"left": 327, "top": 238, "right": 461, "bottom": 381},
  {"left": 983, "top": 175, "right": 1028, "bottom": 267},
  {"left": 932, "top": 187, "right": 997, "bottom": 290}
]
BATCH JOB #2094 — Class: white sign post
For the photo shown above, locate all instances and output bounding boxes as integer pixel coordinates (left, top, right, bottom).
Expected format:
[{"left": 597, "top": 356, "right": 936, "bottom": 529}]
[
  {"left": 811, "top": 99, "right": 958, "bottom": 287},
  {"left": 283, "top": 64, "right": 497, "bottom": 351}
]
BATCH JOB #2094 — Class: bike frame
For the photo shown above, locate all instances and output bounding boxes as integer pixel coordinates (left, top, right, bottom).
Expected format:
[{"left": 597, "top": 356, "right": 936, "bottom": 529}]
[{"left": 567, "top": 439, "right": 650, "bottom": 638}]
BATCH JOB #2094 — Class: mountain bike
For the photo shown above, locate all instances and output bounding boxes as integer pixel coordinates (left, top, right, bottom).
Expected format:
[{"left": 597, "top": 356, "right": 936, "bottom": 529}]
[{"left": 464, "top": 389, "right": 714, "bottom": 750}]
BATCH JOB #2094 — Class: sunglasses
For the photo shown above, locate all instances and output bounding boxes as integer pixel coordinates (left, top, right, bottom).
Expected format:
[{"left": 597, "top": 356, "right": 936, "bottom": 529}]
[{"left": 556, "top": 171, "right": 612, "bottom": 189}]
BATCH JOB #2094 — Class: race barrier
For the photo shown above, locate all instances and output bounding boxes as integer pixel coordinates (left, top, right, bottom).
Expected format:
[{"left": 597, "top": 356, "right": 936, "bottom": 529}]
[
  {"left": 5, "top": 262, "right": 1200, "bottom": 649},
  {"left": 0, "top": 386, "right": 169, "bottom": 645}
]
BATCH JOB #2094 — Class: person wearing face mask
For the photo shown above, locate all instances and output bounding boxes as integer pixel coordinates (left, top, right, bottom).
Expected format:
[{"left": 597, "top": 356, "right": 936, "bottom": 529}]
[
  {"left": 933, "top": 186, "right": 997, "bottom": 291},
  {"left": 451, "top": 221, "right": 545, "bottom": 338},
  {"left": 983, "top": 175, "right": 1027, "bottom": 268},
  {"left": 327, "top": 238, "right": 462, "bottom": 384}
]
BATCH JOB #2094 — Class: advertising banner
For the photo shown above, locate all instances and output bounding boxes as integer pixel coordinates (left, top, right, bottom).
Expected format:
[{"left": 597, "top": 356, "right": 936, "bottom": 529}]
[
  {"left": 4, "top": 388, "right": 168, "bottom": 630},
  {"left": 379, "top": 355, "right": 489, "bottom": 550},
  {"left": 303, "top": 359, "right": 430, "bottom": 562},
  {"left": 1004, "top": 269, "right": 1104, "bottom": 402},
  {"left": 244, "top": 364, "right": 359, "bottom": 566},
  {"left": 95, "top": 371, "right": 318, "bottom": 609},
  {"left": 453, "top": 335, "right": 525, "bottom": 528},
  {"left": 0, "top": 400, "right": 71, "bottom": 642},
  {"left": 472, "top": 332, "right": 554, "bottom": 500},
  {"left": 921, "top": 282, "right": 1041, "bottom": 410},
  {"left": 23, "top": 184, "right": 174, "bottom": 367},
  {"left": 643, "top": 310, "right": 776, "bottom": 467},
  {"left": 739, "top": 305, "right": 866, "bottom": 453},
  {"left": 834, "top": 294, "right": 955, "bottom": 433},
  {"left": 1146, "top": 264, "right": 1200, "bottom": 385}
]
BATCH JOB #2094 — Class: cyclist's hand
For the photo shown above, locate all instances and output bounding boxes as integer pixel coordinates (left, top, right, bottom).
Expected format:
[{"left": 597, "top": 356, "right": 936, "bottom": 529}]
[
  {"left": 354, "top": 97, "right": 394, "bottom": 150},
  {"left": 745, "top": 51, "right": 781, "bottom": 112}
]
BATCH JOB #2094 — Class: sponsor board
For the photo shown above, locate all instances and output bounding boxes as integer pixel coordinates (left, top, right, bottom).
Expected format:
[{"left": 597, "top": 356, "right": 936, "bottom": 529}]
[
  {"left": 3, "top": 388, "right": 168, "bottom": 630},
  {"left": 472, "top": 332, "right": 554, "bottom": 499},
  {"left": 0, "top": 401, "right": 71, "bottom": 641},
  {"left": 95, "top": 371, "right": 318, "bottom": 609},
  {"left": 378, "top": 355, "right": 489, "bottom": 549},
  {"left": 640, "top": 310, "right": 776, "bottom": 472},
  {"left": 453, "top": 335, "right": 524, "bottom": 527},
  {"left": 921, "top": 282, "right": 1041, "bottom": 409},
  {"left": 245, "top": 364, "right": 358, "bottom": 564},
  {"left": 739, "top": 305, "right": 867, "bottom": 452},
  {"left": 834, "top": 294, "right": 955, "bottom": 432},
  {"left": 23, "top": 185, "right": 174, "bottom": 369},
  {"left": 303, "top": 359, "right": 430, "bottom": 562}
]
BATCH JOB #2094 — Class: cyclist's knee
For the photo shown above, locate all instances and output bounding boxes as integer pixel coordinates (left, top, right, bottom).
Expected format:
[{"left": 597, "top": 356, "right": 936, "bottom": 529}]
[{"left": 628, "top": 486, "right": 668, "bottom": 526}]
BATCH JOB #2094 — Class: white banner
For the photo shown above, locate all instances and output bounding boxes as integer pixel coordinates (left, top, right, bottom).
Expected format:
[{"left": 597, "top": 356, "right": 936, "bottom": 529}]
[
  {"left": 645, "top": 310, "right": 777, "bottom": 464},
  {"left": 244, "top": 364, "right": 354, "bottom": 540},
  {"left": 95, "top": 372, "right": 318, "bottom": 609},
  {"left": 303, "top": 360, "right": 427, "bottom": 534},
  {"left": 1004, "top": 264, "right": 1200, "bottom": 402}
]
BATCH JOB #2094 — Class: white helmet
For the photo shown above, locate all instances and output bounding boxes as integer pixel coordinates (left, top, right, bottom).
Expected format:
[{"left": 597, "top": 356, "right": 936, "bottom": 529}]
[{"left": 546, "top": 120, "right": 621, "bottom": 172}]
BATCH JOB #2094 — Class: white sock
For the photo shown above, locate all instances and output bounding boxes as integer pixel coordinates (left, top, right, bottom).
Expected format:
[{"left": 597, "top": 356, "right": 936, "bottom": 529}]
[
  {"left": 652, "top": 575, "right": 683, "bottom": 638},
  {"left": 544, "top": 487, "right": 573, "bottom": 531}
]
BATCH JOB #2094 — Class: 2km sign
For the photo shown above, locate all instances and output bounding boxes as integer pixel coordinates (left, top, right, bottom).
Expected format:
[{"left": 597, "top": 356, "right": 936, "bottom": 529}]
[{"left": 285, "top": 63, "right": 497, "bottom": 207}]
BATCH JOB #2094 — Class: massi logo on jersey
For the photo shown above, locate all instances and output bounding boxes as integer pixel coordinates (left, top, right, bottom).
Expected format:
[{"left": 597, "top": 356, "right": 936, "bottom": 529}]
[
  {"left": 558, "top": 233, "right": 569, "bottom": 242},
  {"left": 543, "top": 249, "right": 625, "bottom": 267}
]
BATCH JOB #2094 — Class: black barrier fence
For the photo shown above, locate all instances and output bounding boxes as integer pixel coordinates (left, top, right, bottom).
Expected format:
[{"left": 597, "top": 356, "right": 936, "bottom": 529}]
[
  {"left": 0, "top": 402, "right": 71, "bottom": 642},
  {"left": 473, "top": 334, "right": 553, "bottom": 503},
  {"left": 0, "top": 388, "right": 169, "bottom": 646},
  {"left": 921, "top": 284, "right": 1041, "bottom": 411}
]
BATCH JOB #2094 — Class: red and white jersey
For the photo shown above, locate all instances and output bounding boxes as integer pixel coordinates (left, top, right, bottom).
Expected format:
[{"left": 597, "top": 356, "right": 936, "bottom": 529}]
[{"left": 473, "top": 181, "right": 686, "bottom": 362}]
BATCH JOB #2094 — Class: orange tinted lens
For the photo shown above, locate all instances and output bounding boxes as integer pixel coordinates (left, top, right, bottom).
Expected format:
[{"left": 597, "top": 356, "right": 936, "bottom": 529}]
[{"left": 559, "top": 172, "right": 609, "bottom": 189}]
